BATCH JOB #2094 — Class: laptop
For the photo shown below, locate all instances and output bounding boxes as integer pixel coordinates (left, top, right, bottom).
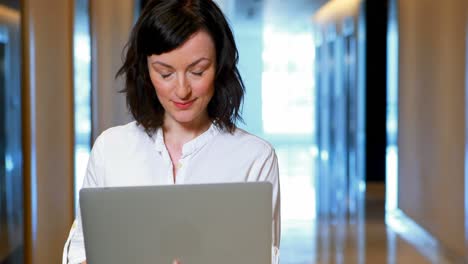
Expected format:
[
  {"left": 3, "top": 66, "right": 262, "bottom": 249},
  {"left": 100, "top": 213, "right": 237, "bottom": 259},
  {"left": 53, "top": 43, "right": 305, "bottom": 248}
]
[{"left": 80, "top": 182, "right": 272, "bottom": 264}]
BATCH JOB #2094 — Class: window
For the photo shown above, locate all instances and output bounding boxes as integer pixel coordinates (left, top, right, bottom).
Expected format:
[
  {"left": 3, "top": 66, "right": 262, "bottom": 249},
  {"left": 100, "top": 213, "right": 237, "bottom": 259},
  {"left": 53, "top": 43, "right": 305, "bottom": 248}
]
[{"left": 73, "top": 0, "right": 92, "bottom": 214}]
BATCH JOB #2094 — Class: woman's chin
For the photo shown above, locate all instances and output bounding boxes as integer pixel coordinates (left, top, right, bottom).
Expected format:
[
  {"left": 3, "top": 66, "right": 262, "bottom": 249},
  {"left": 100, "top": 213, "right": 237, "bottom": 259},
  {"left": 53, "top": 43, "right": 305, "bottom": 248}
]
[{"left": 166, "top": 113, "right": 210, "bottom": 127}]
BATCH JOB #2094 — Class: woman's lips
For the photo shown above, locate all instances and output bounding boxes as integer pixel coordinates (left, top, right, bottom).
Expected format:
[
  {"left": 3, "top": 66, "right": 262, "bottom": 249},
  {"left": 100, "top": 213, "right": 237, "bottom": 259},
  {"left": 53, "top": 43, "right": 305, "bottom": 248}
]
[{"left": 173, "top": 99, "right": 195, "bottom": 110}]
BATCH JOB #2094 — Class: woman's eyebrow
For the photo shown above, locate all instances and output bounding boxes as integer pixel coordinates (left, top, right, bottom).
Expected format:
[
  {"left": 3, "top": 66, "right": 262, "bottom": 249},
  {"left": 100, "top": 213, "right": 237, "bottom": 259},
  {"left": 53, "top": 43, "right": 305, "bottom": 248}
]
[
  {"left": 187, "top": 58, "right": 210, "bottom": 68},
  {"left": 151, "top": 61, "right": 174, "bottom": 69},
  {"left": 151, "top": 58, "right": 210, "bottom": 69}
]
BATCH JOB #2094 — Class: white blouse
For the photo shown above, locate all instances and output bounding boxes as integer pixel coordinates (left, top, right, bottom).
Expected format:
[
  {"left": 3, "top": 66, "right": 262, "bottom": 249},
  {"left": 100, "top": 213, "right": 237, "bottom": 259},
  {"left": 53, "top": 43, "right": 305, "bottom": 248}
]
[{"left": 65, "top": 121, "right": 281, "bottom": 263}]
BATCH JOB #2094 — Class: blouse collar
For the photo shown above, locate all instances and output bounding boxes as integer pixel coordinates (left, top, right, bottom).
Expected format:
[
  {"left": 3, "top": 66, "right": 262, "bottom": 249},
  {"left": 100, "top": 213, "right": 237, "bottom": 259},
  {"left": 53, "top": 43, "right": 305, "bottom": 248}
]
[{"left": 153, "top": 123, "right": 221, "bottom": 158}]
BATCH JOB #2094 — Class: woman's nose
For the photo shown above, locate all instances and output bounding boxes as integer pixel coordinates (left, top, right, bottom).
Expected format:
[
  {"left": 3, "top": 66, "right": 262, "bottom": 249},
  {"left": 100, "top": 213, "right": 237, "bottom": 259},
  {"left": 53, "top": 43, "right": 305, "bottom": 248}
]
[{"left": 175, "top": 75, "right": 191, "bottom": 99}]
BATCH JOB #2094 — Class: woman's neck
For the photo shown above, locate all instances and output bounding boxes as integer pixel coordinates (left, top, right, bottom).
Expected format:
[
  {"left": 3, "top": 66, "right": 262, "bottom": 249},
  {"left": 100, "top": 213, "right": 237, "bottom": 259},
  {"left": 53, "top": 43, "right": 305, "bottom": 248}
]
[
  {"left": 162, "top": 118, "right": 211, "bottom": 148},
  {"left": 162, "top": 116, "right": 211, "bottom": 182}
]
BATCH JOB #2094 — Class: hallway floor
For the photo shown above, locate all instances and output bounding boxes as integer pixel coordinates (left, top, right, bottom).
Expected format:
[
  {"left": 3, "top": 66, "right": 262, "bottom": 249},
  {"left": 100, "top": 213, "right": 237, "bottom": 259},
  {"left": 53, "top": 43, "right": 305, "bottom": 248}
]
[{"left": 279, "top": 184, "right": 456, "bottom": 264}]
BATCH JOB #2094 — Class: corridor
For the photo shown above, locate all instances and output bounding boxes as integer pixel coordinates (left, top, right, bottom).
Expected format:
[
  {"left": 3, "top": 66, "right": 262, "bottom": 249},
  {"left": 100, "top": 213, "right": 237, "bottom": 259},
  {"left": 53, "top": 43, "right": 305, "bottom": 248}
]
[{"left": 280, "top": 184, "right": 456, "bottom": 263}]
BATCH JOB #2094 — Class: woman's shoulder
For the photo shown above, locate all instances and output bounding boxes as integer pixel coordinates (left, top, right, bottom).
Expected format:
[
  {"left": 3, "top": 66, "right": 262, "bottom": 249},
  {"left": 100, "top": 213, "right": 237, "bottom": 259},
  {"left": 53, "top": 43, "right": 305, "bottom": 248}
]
[
  {"left": 99, "top": 120, "right": 142, "bottom": 136},
  {"left": 93, "top": 121, "right": 150, "bottom": 150},
  {"left": 235, "top": 128, "right": 273, "bottom": 147},
  {"left": 217, "top": 127, "right": 275, "bottom": 155}
]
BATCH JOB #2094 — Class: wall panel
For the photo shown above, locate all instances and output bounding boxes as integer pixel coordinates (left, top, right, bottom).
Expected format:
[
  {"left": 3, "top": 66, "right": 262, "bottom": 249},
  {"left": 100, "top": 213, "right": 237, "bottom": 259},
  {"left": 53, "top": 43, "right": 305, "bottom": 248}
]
[
  {"left": 22, "top": 0, "right": 74, "bottom": 263},
  {"left": 398, "top": 0, "right": 468, "bottom": 258}
]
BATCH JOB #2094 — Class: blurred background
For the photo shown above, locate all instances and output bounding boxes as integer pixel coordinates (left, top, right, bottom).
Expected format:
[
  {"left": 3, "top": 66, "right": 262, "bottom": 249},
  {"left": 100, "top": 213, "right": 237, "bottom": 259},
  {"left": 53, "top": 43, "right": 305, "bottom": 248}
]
[{"left": 1, "top": 0, "right": 468, "bottom": 263}]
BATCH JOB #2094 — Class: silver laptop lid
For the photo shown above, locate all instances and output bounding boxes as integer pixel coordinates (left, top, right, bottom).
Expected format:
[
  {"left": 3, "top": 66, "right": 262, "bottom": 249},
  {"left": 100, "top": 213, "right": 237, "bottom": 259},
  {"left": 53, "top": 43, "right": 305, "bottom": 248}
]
[{"left": 80, "top": 182, "right": 272, "bottom": 264}]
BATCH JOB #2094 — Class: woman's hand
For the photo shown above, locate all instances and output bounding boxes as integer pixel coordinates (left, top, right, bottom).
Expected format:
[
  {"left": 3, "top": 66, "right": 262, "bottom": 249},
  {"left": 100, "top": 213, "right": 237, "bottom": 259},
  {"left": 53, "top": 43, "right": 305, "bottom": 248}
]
[{"left": 173, "top": 259, "right": 181, "bottom": 264}]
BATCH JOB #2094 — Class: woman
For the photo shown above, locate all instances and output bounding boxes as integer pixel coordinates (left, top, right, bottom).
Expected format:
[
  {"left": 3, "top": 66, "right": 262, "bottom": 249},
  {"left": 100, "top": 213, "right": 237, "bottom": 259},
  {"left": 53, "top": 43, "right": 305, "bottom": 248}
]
[{"left": 64, "top": 0, "right": 280, "bottom": 263}]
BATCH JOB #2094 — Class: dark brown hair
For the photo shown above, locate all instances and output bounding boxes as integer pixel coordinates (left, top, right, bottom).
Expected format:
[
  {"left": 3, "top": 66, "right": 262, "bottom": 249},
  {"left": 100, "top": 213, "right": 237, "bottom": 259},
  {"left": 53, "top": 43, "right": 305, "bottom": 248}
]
[{"left": 117, "top": 0, "right": 244, "bottom": 135}]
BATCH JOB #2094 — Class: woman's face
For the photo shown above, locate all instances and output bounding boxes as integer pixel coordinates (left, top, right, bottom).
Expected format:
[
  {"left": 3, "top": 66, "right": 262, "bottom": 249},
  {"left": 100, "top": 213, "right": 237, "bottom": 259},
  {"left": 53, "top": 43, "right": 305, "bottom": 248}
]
[{"left": 147, "top": 31, "right": 216, "bottom": 129}]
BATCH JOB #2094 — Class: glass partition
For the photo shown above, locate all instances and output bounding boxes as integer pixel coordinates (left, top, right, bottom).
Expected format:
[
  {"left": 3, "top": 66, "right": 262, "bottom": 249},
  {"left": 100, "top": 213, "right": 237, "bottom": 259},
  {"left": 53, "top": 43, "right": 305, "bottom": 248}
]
[
  {"left": 0, "top": 1, "right": 23, "bottom": 263},
  {"left": 385, "top": 0, "right": 399, "bottom": 213},
  {"left": 73, "top": 0, "right": 92, "bottom": 215}
]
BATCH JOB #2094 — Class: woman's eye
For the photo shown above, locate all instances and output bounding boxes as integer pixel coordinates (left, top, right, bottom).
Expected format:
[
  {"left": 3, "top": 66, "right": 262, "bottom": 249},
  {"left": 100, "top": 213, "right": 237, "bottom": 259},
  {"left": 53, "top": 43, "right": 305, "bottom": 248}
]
[
  {"left": 160, "top": 73, "right": 172, "bottom": 79},
  {"left": 192, "top": 71, "right": 204, "bottom": 76}
]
